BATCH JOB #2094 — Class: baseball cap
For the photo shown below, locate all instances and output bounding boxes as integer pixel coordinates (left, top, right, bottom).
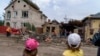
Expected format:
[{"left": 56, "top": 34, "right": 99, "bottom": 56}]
[
  {"left": 67, "top": 33, "right": 81, "bottom": 48},
  {"left": 25, "top": 38, "right": 39, "bottom": 51}
]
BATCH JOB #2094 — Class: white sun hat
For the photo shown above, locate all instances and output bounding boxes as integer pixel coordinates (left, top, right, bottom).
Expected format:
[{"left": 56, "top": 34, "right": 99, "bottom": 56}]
[{"left": 67, "top": 33, "right": 81, "bottom": 48}]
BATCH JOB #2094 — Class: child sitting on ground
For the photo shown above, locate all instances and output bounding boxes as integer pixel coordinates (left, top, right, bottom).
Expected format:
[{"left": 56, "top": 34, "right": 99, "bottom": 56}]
[
  {"left": 63, "top": 33, "right": 83, "bottom": 56},
  {"left": 23, "top": 38, "right": 39, "bottom": 56}
]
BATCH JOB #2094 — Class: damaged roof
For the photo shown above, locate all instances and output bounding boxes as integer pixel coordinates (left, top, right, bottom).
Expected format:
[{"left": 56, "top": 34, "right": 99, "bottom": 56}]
[
  {"left": 4, "top": 0, "right": 40, "bottom": 10},
  {"left": 82, "top": 13, "right": 100, "bottom": 22}
]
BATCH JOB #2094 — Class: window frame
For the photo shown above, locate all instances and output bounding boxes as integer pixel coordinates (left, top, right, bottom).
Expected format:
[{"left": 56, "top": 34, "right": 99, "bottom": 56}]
[
  {"left": 22, "top": 11, "right": 28, "bottom": 18},
  {"left": 7, "top": 11, "right": 11, "bottom": 19},
  {"left": 14, "top": 11, "right": 18, "bottom": 18}
]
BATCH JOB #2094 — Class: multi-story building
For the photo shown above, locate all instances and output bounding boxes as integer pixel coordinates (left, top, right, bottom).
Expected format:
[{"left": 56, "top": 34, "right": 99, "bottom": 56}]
[
  {"left": 82, "top": 13, "right": 100, "bottom": 40},
  {"left": 4, "top": 0, "right": 47, "bottom": 33}
]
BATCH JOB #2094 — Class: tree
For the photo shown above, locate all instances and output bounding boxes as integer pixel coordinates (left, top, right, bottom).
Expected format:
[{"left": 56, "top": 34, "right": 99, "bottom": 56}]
[
  {"left": 0, "top": 20, "right": 4, "bottom": 26},
  {"left": 24, "top": 22, "right": 36, "bottom": 31},
  {"left": 68, "top": 20, "right": 83, "bottom": 27}
]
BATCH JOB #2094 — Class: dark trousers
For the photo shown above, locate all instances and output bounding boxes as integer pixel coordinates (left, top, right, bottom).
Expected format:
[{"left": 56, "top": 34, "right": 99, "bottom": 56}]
[
  {"left": 6, "top": 32, "right": 11, "bottom": 37},
  {"left": 97, "top": 47, "right": 100, "bottom": 56}
]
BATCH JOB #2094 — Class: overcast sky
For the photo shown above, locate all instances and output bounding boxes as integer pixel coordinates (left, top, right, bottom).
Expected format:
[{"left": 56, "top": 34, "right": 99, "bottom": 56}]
[{"left": 0, "top": 0, "right": 100, "bottom": 22}]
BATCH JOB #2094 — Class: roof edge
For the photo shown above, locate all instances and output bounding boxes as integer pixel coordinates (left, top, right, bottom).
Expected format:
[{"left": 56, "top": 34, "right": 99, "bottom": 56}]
[
  {"left": 4, "top": 0, "right": 17, "bottom": 10},
  {"left": 23, "top": 0, "right": 40, "bottom": 10},
  {"left": 4, "top": 0, "right": 40, "bottom": 10}
]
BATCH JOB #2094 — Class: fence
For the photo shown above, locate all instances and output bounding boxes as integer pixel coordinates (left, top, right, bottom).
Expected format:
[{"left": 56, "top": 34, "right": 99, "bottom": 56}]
[
  {"left": 0, "top": 26, "right": 7, "bottom": 34},
  {"left": 0, "top": 26, "right": 20, "bottom": 35}
]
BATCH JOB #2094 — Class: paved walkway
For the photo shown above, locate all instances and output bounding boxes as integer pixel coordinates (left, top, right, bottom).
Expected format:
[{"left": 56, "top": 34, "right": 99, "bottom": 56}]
[{"left": 0, "top": 35, "right": 98, "bottom": 56}]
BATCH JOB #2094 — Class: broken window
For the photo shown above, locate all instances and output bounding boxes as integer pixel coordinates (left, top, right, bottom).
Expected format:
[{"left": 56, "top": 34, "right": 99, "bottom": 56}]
[
  {"left": 24, "top": 5, "right": 26, "bottom": 7},
  {"left": 46, "top": 27, "right": 50, "bottom": 32},
  {"left": 52, "top": 27, "right": 55, "bottom": 32},
  {"left": 22, "top": 11, "right": 28, "bottom": 18},
  {"left": 18, "top": 0, "right": 20, "bottom": 3},
  {"left": 21, "top": 22, "right": 25, "bottom": 27},
  {"left": 14, "top": 11, "right": 17, "bottom": 17},
  {"left": 7, "top": 11, "right": 11, "bottom": 19},
  {"left": 90, "top": 29, "right": 94, "bottom": 35}
]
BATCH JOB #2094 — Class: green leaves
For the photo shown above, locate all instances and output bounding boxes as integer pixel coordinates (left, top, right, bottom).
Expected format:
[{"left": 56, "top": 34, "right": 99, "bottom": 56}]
[
  {"left": 0, "top": 20, "right": 4, "bottom": 26},
  {"left": 24, "top": 22, "right": 36, "bottom": 31}
]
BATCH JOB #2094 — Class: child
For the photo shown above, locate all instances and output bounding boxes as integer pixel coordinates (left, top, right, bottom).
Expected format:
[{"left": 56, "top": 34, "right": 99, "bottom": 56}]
[
  {"left": 23, "top": 38, "right": 39, "bottom": 56},
  {"left": 63, "top": 33, "right": 83, "bottom": 56}
]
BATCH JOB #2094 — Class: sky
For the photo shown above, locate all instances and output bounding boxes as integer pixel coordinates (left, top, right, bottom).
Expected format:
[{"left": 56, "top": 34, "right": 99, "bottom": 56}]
[{"left": 0, "top": 0, "right": 100, "bottom": 22}]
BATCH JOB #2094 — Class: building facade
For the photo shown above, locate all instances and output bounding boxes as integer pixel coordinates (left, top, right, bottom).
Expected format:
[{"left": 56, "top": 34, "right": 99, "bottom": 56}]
[
  {"left": 82, "top": 13, "right": 100, "bottom": 40},
  {"left": 42, "top": 20, "right": 60, "bottom": 37},
  {"left": 4, "top": 0, "right": 47, "bottom": 30}
]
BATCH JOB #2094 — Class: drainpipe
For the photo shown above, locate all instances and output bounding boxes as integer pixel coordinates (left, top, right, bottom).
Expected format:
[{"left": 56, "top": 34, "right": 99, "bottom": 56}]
[
  {"left": 98, "top": 24, "right": 100, "bottom": 32},
  {"left": 88, "top": 16, "right": 91, "bottom": 39}
]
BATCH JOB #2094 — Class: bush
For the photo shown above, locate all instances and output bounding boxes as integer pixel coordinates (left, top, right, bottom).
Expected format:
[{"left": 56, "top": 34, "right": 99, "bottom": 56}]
[
  {"left": 24, "top": 22, "right": 36, "bottom": 31},
  {"left": 0, "top": 20, "right": 4, "bottom": 26},
  {"left": 31, "top": 24, "right": 36, "bottom": 31}
]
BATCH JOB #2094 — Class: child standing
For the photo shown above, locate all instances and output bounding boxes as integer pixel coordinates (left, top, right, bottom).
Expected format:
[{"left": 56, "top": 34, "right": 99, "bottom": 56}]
[
  {"left": 63, "top": 33, "right": 83, "bottom": 56},
  {"left": 23, "top": 38, "right": 39, "bottom": 56}
]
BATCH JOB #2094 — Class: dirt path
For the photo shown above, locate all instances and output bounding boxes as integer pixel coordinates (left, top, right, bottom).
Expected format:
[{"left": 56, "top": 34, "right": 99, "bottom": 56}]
[{"left": 0, "top": 35, "right": 98, "bottom": 56}]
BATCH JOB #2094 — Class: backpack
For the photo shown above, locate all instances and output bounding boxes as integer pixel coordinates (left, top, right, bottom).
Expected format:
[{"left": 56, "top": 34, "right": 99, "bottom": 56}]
[{"left": 92, "top": 32, "right": 100, "bottom": 46}]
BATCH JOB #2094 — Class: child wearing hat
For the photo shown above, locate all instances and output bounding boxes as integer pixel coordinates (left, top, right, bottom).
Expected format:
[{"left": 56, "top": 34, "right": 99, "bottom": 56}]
[
  {"left": 63, "top": 33, "right": 83, "bottom": 56},
  {"left": 23, "top": 38, "right": 39, "bottom": 56}
]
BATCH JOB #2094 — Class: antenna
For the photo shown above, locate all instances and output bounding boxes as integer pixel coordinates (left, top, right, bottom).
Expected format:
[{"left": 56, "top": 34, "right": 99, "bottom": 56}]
[{"left": 64, "top": 15, "right": 68, "bottom": 23}]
